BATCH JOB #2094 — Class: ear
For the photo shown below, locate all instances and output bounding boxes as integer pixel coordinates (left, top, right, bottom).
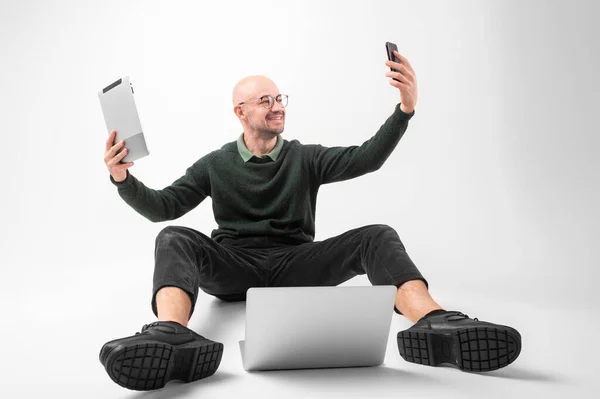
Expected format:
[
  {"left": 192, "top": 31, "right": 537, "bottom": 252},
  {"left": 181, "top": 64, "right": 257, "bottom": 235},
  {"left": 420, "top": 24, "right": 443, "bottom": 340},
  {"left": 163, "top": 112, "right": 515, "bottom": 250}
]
[{"left": 234, "top": 105, "right": 244, "bottom": 119}]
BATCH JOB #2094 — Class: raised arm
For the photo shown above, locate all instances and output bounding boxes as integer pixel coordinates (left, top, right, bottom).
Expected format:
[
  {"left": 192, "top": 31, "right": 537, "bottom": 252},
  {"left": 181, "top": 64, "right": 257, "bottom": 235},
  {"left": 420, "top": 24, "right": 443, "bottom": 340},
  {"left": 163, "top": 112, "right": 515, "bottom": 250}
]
[
  {"left": 305, "top": 103, "right": 414, "bottom": 185},
  {"left": 305, "top": 49, "right": 419, "bottom": 185},
  {"left": 109, "top": 158, "right": 211, "bottom": 222},
  {"left": 104, "top": 130, "right": 212, "bottom": 222}
]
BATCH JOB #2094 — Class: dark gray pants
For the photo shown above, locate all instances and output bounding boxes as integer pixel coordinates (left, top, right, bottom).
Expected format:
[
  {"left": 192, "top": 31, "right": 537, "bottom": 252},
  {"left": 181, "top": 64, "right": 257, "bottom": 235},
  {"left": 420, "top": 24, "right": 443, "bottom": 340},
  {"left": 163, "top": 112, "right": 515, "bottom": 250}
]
[{"left": 152, "top": 224, "right": 429, "bottom": 318}]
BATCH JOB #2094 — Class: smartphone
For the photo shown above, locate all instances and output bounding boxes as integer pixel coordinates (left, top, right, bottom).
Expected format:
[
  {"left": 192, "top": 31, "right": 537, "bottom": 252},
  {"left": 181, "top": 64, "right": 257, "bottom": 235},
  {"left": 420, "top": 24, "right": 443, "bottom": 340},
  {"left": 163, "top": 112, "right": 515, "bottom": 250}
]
[{"left": 385, "top": 41, "right": 401, "bottom": 81}]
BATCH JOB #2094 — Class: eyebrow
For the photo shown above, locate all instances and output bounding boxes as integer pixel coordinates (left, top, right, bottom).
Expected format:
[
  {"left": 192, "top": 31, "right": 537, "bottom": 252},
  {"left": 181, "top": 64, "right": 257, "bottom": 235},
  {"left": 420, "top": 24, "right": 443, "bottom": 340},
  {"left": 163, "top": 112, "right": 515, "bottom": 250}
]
[{"left": 257, "top": 93, "right": 280, "bottom": 98}]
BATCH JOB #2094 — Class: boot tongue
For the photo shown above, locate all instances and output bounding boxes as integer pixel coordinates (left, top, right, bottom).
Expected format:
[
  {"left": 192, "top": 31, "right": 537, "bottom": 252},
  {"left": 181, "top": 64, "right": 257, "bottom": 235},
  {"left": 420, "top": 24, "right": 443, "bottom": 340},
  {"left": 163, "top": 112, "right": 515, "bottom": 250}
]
[
  {"left": 446, "top": 312, "right": 469, "bottom": 321},
  {"left": 140, "top": 321, "right": 209, "bottom": 340},
  {"left": 422, "top": 309, "right": 449, "bottom": 319},
  {"left": 446, "top": 311, "right": 478, "bottom": 321},
  {"left": 142, "top": 321, "right": 183, "bottom": 333}
]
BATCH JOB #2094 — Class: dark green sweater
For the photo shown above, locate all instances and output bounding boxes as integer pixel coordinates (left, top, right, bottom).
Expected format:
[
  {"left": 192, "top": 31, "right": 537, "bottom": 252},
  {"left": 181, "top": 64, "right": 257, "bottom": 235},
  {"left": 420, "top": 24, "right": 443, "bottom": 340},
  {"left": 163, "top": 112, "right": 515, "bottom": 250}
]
[{"left": 110, "top": 103, "right": 415, "bottom": 243}]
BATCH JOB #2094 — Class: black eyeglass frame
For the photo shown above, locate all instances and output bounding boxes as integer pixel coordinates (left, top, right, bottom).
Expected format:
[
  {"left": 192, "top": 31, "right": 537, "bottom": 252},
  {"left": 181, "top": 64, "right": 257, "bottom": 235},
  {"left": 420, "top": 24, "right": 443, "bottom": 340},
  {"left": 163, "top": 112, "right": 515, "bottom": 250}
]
[{"left": 237, "top": 94, "right": 289, "bottom": 109}]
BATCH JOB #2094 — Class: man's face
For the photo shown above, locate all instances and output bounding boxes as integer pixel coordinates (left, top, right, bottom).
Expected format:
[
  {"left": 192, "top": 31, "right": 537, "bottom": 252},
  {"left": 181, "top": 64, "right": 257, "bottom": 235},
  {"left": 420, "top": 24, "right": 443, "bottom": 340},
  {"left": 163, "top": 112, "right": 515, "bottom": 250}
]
[{"left": 242, "top": 88, "right": 286, "bottom": 136}]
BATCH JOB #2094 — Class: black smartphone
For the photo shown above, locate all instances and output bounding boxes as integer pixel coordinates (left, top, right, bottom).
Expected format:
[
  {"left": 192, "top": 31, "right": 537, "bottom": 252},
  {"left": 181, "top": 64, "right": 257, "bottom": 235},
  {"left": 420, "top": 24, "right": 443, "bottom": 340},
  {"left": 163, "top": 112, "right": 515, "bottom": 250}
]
[{"left": 385, "top": 41, "right": 401, "bottom": 81}]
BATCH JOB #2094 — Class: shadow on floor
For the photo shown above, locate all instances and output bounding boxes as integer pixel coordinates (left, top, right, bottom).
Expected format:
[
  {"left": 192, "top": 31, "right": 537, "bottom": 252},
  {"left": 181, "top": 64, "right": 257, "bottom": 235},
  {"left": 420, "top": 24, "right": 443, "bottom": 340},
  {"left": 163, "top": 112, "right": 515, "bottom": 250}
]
[
  {"left": 120, "top": 371, "right": 236, "bottom": 399},
  {"left": 120, "top": 297, "right": 563, "bottom": 398},
  {"left": 190, "top": 299, "right": 568, "bottom": 385},
  {"left": 189, "top": 297, "right": 246, "bottom": 339},
  {"left": 120, "top": 298, "right": 441, "bottom": 398},
  {"left": 119, "top": 366, "right": 440, "bottom": 399},
  {"left": 250, "top": 364, "right": 441, "bottom": 388},
  {"left": 469, "top": 366, "right": 566, "bottom": 383}
]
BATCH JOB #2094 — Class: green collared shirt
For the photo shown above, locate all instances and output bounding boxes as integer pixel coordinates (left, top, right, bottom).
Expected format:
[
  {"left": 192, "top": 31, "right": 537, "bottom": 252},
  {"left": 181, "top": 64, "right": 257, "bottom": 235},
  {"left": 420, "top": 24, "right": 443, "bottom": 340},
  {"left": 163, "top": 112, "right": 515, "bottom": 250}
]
[{"left": 236, "top": 133, "right": 283, "bottom": 162}]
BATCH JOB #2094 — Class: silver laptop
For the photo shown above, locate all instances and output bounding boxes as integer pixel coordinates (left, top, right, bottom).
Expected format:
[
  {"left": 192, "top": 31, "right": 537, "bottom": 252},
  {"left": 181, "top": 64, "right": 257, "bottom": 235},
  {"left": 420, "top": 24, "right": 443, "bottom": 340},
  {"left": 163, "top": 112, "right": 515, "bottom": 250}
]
[{"left": 239, "top": 285, "right": 397, "bottom": 371}]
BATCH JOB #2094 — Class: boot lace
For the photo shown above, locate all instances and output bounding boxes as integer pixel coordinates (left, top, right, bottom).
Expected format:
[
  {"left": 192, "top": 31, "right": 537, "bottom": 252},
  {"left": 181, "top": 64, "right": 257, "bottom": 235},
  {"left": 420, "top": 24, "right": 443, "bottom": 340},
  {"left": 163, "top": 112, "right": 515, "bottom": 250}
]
[
  {"left": 135, "top": 321, "right": 161, "bottom": 335},
  {"left": 448, "top": 311, "right": 479, "bottom": 321}
]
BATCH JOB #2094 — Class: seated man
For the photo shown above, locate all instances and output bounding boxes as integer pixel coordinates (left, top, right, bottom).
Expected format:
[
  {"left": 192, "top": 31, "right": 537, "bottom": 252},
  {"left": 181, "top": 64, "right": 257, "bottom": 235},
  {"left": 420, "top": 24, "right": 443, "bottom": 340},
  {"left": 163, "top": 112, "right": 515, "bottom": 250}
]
[{"left": 99, "top": 51, "right": 521, "bottom": 391}]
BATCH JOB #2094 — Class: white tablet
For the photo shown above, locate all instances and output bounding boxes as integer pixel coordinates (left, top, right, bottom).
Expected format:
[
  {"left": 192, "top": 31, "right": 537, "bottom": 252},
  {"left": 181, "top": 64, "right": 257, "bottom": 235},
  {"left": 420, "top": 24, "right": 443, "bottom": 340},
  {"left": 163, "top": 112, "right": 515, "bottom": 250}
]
[{"left": 98, "top": 76, "right": 149, "bottom": 163}]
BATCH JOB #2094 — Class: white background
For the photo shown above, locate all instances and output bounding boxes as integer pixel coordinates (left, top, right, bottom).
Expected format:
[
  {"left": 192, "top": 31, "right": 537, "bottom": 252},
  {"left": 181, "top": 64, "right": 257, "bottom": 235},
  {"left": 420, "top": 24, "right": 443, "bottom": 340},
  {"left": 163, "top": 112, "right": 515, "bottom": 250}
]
[{"left": 1, "top": 0, "right": 598, "bottom": 397}]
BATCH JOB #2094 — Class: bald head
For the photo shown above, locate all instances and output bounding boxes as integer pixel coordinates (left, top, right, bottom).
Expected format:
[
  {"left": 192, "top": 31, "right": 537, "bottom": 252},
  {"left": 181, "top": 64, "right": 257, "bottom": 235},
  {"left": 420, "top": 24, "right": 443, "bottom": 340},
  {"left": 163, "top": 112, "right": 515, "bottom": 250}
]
[
  {"left": 232, "top": 75, "right": 286, "bottom": 138},
  {"left": 232, "top": 75, "right": 279, "bottom": 107}
]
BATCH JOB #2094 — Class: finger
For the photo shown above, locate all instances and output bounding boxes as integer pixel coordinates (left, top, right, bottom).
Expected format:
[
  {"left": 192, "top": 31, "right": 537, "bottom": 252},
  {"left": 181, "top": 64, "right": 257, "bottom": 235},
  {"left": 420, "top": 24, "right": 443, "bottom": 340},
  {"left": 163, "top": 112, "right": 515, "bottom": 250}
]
[
  {"left": 116, "top": 147, "right": 128, "bottom": 160},
  {"left": 386, "top": 65, "right": 414, "bottom": 82},
  {"left": 103, "top": 143, "right": 124, "bottom": 164},
  {"left": 386, "top": 71, "right": 409, "bottom": 84},
  {"left": 115, "top": 161, "right": 134, "bottom": 170},
  {"left": 386, "top": 59, "right": 414, "bottom": 78},
  {"left": 110, "top": 147, "right": 128, "bottom": 165},
  {"left": 395, "top": 63, "right": 416, "bottom": 83},
  {"left": 109, "top": 140, "right": 125, "bottom": 157},
  {"left": 106, "top": 130, "right": 119, "bottom": 149},
  {"left": 389, "top": 79, "right": 407, "bottom": 90},
  {"left": 105, "top": 130, "right": 116, "bottom": 152},
  {"left": 393, "top": 51, "right": 415, "bottom": 73},
  {"left": 385, "top": 59, "right": 402, "bottom": 70},
  {"left": 397, "top": 64, "right": 415, "bottom": 82}
]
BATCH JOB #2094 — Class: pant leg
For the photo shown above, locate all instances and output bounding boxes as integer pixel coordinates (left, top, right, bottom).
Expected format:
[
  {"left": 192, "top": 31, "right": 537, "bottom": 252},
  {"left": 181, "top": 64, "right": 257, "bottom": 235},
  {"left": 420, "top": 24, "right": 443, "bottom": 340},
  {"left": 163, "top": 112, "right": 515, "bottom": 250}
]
[
  {"left": 152, "top": 226, "right": 269, "bottom": 318},
  {"left": 268, "top": 224, "right": 429, "bottom": 314}
]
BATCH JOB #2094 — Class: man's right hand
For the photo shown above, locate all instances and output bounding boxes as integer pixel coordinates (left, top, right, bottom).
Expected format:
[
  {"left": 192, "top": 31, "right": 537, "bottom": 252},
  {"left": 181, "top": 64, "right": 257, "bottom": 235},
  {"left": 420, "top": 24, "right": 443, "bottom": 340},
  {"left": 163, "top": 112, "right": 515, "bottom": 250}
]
[{"left": 104, "top": 130, "right": 134, "bottom": 182}]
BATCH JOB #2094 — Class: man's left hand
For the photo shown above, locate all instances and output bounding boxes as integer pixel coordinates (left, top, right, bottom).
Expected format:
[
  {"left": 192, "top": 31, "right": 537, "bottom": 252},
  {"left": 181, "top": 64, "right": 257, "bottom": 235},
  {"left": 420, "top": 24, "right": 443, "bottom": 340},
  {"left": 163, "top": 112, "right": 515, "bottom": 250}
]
[{"left": 385, "top": 50, "right": 418, "bottom": 114}]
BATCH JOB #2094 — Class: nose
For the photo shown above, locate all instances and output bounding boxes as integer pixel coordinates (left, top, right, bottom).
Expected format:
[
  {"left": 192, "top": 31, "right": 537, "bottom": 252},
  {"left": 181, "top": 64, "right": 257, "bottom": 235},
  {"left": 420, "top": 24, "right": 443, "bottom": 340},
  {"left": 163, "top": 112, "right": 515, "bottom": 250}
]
[{"left": 271, "top": 100, "right": 284, "bottom": 113}]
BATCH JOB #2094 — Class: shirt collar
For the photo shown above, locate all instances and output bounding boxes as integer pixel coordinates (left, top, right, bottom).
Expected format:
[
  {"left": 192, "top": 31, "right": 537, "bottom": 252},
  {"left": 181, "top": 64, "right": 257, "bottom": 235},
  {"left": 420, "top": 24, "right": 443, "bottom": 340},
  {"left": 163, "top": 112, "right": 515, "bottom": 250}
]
[{"left": 236, "top": 133, "right": 283, "bottom": 162}]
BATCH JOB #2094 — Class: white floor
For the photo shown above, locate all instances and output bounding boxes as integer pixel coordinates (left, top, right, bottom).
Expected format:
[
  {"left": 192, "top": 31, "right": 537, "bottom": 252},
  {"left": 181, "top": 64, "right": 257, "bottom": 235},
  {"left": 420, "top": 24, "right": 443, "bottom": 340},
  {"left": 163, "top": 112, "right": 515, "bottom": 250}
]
[{"left": 6, "top": 264, "right": 596, "bottom": 398}]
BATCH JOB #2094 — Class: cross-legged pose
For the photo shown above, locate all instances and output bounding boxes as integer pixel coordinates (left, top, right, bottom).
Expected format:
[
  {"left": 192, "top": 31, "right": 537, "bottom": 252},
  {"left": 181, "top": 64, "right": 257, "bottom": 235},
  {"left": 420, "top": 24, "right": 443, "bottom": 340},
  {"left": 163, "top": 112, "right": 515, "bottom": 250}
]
[{"left": 99, "top": 51, "right": 521, "bottom": 391}]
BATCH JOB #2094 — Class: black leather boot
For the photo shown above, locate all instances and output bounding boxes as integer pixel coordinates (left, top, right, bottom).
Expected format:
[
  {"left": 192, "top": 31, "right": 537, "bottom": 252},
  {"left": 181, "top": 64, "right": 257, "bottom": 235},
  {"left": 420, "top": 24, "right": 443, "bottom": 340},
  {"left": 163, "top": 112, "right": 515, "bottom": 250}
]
[
  {"left": 397, "top": 310, "right": 521, "bottom": 372},
  {"left": 99, "top": 321, "right": 223, "bottom": 390}
]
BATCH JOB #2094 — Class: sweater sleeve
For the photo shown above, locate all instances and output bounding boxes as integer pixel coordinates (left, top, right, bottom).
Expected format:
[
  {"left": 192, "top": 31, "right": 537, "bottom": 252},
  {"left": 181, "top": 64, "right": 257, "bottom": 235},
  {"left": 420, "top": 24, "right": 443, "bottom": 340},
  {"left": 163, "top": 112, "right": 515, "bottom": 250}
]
[
  {"left": 109, "top": 153, "right": 213, "bottom": 222},
  {"left": 305, "top": 103, "right": 415, "bottom": 185}
]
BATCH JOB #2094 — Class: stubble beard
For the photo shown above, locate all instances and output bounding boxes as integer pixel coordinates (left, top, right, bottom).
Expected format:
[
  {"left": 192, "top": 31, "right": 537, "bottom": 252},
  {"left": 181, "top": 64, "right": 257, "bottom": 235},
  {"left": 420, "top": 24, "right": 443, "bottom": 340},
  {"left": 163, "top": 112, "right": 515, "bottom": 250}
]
[{"left": 250, "top": 116, "right": 284, "bottom": 137}]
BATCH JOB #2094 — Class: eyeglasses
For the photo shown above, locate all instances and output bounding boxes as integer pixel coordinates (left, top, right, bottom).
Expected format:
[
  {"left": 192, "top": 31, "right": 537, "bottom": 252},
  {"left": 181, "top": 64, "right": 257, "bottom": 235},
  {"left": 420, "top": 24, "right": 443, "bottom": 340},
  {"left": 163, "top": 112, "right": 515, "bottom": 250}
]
[{"left": 238, "top": 94, "right": 288, "bottom": 109}]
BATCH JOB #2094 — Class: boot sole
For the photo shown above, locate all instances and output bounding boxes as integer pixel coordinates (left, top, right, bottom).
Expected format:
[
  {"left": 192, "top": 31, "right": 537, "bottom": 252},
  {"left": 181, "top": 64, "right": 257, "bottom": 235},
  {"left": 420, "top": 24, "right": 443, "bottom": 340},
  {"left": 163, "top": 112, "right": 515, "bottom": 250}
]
[
  {"left": 397, "top": 326, "right": 521, "bottom": 372},
  {"left": 103, "top": 339, "right": 224, "bottom": 391}
]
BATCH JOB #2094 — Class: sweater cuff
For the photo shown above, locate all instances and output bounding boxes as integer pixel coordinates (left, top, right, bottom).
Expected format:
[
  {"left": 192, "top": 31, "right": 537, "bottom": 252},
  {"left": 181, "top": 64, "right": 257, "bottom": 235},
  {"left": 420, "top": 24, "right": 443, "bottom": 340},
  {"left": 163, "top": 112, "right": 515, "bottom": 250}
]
[
  {"left": 395, "top": 103, "right": 415, "bottom": 120},
  {"left": 109, "top": 169, "right": 132, "bottom": 187}
]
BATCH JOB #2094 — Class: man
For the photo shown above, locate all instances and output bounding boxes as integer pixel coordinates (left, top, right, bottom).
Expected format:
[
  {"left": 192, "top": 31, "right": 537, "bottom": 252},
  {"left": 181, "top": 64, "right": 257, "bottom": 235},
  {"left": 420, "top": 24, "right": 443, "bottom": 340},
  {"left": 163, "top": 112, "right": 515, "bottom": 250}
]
[{"left": 99, "top": 51, "right": 522, "bottom": 391}]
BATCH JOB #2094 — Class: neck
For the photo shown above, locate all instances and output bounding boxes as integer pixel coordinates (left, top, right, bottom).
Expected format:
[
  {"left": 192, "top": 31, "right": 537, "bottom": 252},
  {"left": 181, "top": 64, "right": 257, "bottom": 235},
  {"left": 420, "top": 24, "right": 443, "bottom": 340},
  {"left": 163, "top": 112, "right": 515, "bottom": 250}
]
[{"left": 243, "top": 132, "right": 278, "bottom": 157}]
